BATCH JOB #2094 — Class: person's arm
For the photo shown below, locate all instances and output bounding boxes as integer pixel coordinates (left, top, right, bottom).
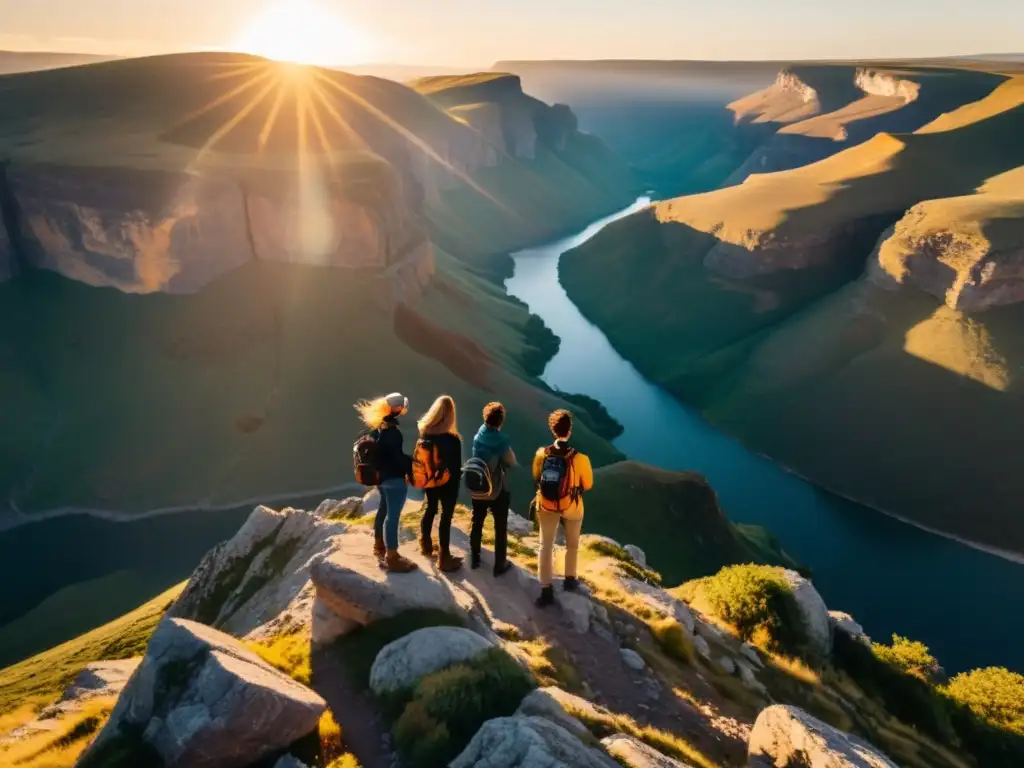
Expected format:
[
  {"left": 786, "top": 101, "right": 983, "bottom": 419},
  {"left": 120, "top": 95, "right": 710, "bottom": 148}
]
[
  {"left": 577, "top": 453, "right": 594, "bottom": 492},
  {"left": 503, "top": 446, "right": 518, "bottom": 468}
]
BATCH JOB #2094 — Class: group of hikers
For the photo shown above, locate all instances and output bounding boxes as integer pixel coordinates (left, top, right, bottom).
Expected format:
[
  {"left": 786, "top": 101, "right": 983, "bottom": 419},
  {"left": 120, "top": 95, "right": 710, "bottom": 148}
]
[{"left": 352, "top": 392, "right": 593, "bottom": 607}]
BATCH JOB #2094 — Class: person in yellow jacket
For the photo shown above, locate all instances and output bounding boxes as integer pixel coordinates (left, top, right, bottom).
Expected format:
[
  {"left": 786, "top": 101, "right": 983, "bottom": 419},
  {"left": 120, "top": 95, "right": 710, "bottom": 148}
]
[{"left": 532, "top": 409, "right": 594, "bottom": 607}]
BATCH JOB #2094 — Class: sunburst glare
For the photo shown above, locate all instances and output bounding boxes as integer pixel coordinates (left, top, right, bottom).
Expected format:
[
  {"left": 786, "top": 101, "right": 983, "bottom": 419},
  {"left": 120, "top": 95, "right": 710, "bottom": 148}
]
[{"left": 233, "top": 0, "right": 374, "bottom": 66}]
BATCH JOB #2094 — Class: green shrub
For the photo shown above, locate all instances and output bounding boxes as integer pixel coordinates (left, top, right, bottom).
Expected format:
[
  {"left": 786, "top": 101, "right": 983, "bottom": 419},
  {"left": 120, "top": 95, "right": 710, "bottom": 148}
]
[
  {"left": 832, "top": 629, "right": 955, "bottom": 743},
  {"left": 872, "top": 635, "right": 942, "bottom": 683},
  {"left": 391, "top": 647, "right": 536, "bottom": 768},
  {"left": 682, "top": 564, "right": 807, "bottom": 658},
  {"left": 651, "top": 618, "right": 692, "bottom": 664},
  {"left": 944, "top": 667, "right": 1024, "bottom": 735}
]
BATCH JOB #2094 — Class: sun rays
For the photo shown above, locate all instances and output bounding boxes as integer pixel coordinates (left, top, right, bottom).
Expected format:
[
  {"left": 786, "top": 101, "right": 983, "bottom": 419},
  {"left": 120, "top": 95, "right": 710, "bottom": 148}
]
[{"left": 173, "top": 58, "right": 499, "bottom": 206}]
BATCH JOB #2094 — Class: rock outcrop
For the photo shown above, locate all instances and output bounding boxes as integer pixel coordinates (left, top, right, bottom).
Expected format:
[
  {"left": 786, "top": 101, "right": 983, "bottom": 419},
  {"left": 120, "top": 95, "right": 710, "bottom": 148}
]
[
  {"left": 369, "top": 626, "right": 495, "bottom": 694},
  {"left": 829, "top": 611, "right": 870, "bottom": 645},
  {"left": 79, "top": 618, "right": 325, "bottom": 768},
  {"left": 516, "top": 687, "right": 596, "bottom": 738},
  {"left": 170, "top": 505, "right": 348, "bottom": 641},
  {"left": 8, "top": 165, "right": 253, "bottom": 293},
  {"left": 310, "top": 527, "right": 463, "bottom": 634},
  {"left": 782, "top": 570, "right": 832, "bottom": 659},
  {"left": 747, "top": 705, "right": 898, "bottom": 768},
  {"left": 603, "top": 733, "right": 695, "bottom": 767},
  {"left": 450, "top": 715, "right": 620, "bottom": 768}
]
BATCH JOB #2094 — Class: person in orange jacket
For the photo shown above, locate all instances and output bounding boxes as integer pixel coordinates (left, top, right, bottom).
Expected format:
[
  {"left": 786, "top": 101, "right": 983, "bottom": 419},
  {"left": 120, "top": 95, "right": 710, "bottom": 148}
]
[{"left": 531, "top": 409, "right": 594, "bottom": 607}]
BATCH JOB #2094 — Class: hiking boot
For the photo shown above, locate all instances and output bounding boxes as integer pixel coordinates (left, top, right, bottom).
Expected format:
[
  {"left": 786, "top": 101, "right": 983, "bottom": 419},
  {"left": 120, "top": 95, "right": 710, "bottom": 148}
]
[
  {"left": 470, "top": 554, "right": 482, "bottom": 570},
  {"left": 438, "top": 552, "right": 463, "bottom": 573},
  {"left": 563, "top": 576, "right": 580, "bottom": 592},
  {"left": 535, "top": 585, "right": 556, "bottom": 608},
  {"left": 373, "top": 534, "right": 386, "bottom": 560},
  {"left": 386, "top": 549, "right": 419, "bottom": 574},
  {"left": 493, "top": 560, "right": 514, "bottom": 578},
  {"left": 419, "top": 536, "right": 435, "bottom": 558}
]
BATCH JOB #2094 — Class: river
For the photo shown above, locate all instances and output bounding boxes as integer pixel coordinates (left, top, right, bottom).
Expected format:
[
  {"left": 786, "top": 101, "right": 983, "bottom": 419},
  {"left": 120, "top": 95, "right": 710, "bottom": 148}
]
[{"left": 505, "top": 197, "right": 1024, "bottom": 674}]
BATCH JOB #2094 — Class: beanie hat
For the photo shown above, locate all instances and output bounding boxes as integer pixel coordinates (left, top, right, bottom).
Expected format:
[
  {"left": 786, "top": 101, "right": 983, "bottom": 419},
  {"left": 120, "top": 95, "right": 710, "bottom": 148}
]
[{"left": 386, "top": 392, "right": 408, "bottom": 412}]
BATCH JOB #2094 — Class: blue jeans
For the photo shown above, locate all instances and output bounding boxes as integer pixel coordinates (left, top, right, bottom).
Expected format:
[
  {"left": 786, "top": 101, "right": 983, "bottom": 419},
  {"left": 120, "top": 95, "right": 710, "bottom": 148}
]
[{"left": 375, "top": 478, "right": 408, "bottom": 550}]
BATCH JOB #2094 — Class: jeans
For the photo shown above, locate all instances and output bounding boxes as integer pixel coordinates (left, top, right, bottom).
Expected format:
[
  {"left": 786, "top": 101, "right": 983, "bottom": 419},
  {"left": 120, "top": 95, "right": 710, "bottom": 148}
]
[
  {"left": 471, "top": 490, "right": 510, "bottom": 569},
  {"left": 538, "top": 511, "right": 583, "bottom": 587},
  {"left": 375, "top": 478, "right": 408, "bottom": 550},
  {"left": 422, "top": 481, "right": 459, "bottom": 556}
]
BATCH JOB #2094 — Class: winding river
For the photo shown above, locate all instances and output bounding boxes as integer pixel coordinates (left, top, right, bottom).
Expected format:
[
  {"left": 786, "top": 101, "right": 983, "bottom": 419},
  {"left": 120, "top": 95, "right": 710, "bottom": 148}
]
[{"left": 505, "top": 197, "right": 1024, "bottom": 674}]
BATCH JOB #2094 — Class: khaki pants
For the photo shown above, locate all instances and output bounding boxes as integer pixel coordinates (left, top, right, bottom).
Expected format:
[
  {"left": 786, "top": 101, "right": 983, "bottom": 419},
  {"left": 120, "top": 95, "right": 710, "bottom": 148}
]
[{"left": 538, "top": 510, "right": 583, "bottom": 587}]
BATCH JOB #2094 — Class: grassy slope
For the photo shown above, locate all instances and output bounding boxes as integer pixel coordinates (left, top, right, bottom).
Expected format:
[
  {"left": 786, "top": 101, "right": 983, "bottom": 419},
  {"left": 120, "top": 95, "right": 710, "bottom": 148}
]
[
  {"left": 0, "top": 583, "right": 182, "bottom": 715},
  {"left": 560, "top": 67, "right": 1024, "bottom": 551},
  {"left": 584, "top": 462, "right": 800, "bottom": 585}
]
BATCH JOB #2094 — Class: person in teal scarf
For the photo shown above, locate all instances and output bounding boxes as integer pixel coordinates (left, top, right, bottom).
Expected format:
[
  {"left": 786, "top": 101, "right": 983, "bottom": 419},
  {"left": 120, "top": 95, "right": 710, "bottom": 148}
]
[{"left": 470, "top": 401, "right": 517, "bottom": 575}]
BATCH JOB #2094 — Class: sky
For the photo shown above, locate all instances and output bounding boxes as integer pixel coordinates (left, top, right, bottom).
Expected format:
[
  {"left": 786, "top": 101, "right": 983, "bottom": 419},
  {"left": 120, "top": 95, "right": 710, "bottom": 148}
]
[{"left": 0, "top": 0, "right": 1020, "bottom": 67}]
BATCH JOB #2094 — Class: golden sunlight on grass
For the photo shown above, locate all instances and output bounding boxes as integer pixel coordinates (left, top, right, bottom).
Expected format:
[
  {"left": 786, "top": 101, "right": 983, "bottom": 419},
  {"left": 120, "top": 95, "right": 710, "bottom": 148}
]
[
  {"left": 904, "top": 305, "right": 1010, "bottom": 390},
  {"left": 0, "top": 697, "right": 115, "bottom": 768}
]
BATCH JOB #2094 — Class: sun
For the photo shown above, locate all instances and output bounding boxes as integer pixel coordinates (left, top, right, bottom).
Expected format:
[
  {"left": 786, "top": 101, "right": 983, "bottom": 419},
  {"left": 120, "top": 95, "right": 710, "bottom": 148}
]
[{"left": 233, "top": 1, "right": 374, "bottom": 67}]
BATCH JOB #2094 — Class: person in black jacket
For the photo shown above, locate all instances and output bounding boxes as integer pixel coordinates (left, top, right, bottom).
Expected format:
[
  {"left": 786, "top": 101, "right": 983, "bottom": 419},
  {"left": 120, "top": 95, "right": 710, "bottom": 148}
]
[
  {"left": 416, "top": 395, "right": 464, "bottom": 572},
  {"left": 355, "top": 392, "right": 418, "bottom": 573}
]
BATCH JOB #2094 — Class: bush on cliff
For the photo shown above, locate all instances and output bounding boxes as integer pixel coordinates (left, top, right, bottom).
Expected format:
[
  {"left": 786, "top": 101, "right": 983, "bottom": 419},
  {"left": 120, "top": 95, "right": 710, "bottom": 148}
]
[
  {"left": 944, "top": 667, "right": 1024, "bottom": 735},
  {"left": 872, "top": 634, "right": 942, "bottom": 683},
  {"left": 390, "top": 647, "right": 536, "bottom": 768},
  {"left": 679, "top": 564, "right": 808, "bottom": 658}
]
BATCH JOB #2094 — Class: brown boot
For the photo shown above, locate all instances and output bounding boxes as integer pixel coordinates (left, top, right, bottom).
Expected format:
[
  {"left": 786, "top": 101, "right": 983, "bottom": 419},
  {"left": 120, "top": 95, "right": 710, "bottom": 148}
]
[
  {"left": 419, "top": 536, "right": 435, "bottom": 558},
  {"left": 373, "top": 534, "right": 386, "bottom": 560},
  {"left": 386, "top": 549, "right": 419, "bottom": 573},
  {"left": 437, "top": 552, "right": 463, "bottom": 573}
]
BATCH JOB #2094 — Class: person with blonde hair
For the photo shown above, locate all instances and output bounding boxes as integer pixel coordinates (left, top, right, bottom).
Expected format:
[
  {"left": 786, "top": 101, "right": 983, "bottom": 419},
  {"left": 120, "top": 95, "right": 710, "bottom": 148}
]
[
  {"left": 353, "top": 392, "right": 418, "bottom": 573},
  {"left": 532, "top": 409, "right": 593, "bottom": 607},
  {"left": 414, "top": 395, "right": 464, "bottom": 572}
]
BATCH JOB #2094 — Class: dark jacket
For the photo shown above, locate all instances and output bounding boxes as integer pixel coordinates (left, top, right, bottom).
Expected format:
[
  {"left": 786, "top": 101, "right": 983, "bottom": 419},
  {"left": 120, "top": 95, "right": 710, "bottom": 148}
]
[
  {"left": 421, "top": 432, "right": 463, "bottom": 487},
  {"left": 376, "top": 415, "right": 411, "bottom": 483},
  {"left": 472, "top": 424, "right": 516, "bottom": 495}
]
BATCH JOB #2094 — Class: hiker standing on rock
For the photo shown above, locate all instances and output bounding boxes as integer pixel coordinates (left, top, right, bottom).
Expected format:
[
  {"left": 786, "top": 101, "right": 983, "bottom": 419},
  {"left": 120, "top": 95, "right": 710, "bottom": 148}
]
[
  {"left": 533, "top": 409, "right": 593, "bottom": 607},
  {"left": 412, "top": 395, "right": 464, "bottom": 573},
  {"left": 352, "top": 393, "right": 418, "bottom": 573},
  {"left": 465, "top": 402, "right": 516, "bottom": 576}
]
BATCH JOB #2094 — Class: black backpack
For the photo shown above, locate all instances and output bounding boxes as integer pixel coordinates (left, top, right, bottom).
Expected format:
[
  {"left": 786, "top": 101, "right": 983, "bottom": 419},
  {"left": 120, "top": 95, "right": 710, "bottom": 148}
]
[
  {"left": 353, "top": 431, "right": 382, "bottom": 486},
  {"left": 462, "top": 457, "right": 494, "bottom": 500},
  {"left": 538, "top": 447, "right": 576, "bottom": 512}
]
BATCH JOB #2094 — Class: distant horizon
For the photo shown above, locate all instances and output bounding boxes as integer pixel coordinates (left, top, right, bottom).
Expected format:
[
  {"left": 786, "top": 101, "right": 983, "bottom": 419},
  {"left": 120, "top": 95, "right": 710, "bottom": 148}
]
[
  {"left": 4, "top": 0, "right": 1022, "bottom": 69},
  {"left": 2, "top": 46, "right": 1022, "bottom": 70}
]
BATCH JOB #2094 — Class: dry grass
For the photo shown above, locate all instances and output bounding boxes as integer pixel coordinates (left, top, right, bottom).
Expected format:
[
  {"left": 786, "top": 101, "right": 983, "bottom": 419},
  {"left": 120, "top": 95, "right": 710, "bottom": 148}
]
[
  {"left": 246, "top": 631, "right": 312, "bottom": 685},
  {"left": 514, "top": 640, "right": 583, "bottom": 694},
  {"left": 0, "top": 697, "right": 114, "bottom": 768},
  {"left": 0, "top": 583, "right": 183, "bottom": 718}
]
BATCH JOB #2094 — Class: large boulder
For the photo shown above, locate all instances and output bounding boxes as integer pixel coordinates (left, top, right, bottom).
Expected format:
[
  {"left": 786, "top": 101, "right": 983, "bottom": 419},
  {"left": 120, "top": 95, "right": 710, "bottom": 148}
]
[
  {"left": 602, "top": 733, "right": 695, "bottom": 767},
  {"left": 829, "top": 611, "right": 870, "bottom": 645},
  {"left": 310, "top": 527, "right": 461, "bottom": 632},
  {"left": 369, "top": 626, "right": 494, "bottom": 694},
  {"left": 450, "top": 716, "right": 619, "bottom": 768},
  {"left": 782, "top": 571, "right": 832, "bottom": 658},
  {"left": 78, "top": 618, "right": 325, "bottom": 768},
  {"left": 747, "top": 705, "right": 898, "bottom": 768}
]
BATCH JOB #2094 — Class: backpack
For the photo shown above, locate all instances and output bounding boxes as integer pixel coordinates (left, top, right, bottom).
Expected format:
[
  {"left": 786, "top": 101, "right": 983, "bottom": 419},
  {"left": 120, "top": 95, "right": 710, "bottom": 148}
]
[
  {"left": 463, "top": 456, "right": 495, "bottom": 500},
  {"left": 409, "top": 437, "right": 451, "bottom": 489},
  {"left": 538, "top": 446, "right": 577, "bottom": 512},
  {"left": 353, "top": 431, "right": 381, "bottom": 487}
]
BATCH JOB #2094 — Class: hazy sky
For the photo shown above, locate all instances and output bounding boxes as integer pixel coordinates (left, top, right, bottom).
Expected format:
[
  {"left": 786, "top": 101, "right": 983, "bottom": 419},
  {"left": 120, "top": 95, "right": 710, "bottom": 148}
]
[{"left": 1, "top": 0, "right": 1019, "bottom": 66}]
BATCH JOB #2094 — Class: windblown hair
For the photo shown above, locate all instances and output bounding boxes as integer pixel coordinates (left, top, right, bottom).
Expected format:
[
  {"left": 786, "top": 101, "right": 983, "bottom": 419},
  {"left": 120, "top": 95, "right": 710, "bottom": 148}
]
[
  {"left": 354, "top": 397, "right": 395, "bottom": 430},
  {"left": 418, "top": 395, "right": 460, "bottom": 438},
  {"left": 483, "top": 402, "right": 506, "bottom": 428},
  {"left": 549, "top": 409, "right": 573, "bottom": 439}
]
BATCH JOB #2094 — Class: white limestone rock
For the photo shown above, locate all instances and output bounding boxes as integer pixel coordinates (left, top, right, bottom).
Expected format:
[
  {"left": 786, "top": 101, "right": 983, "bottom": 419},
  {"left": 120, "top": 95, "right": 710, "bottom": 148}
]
[
  {"left": 620, "top": 648, "right": 646, "bottom": 672},
  {"left": 369, "top": 626, "right": 494, "bottom": 694},
  {"left": 782, "top": 570, "right": 832, "bottom": 659},
  {"left": 78, "top": 618, "right": 325, "bottom": 768},
  {"left": 450, "top": 716, "right": 620, "bottom": 768},
  {"left": 624, "top": 544, "right": 647, "bottom": 568},
  {"left": 748, "top": 705, "right": 898, "bottom": 768}
]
